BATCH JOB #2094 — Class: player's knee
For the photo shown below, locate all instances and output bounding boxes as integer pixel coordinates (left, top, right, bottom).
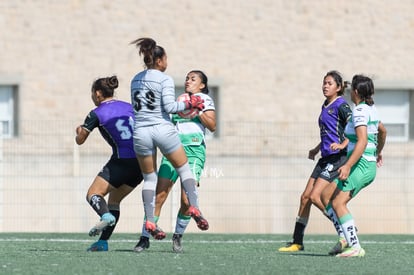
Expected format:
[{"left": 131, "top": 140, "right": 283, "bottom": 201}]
[
  {"left": 330, "top": 198, "right": 342, "bottom": 211},
  {"left": 300, "top": 193, "right": 310, "bottom": 205},
  {"left": 155, "top": 193, "right": 168, "bottom": 207},
  {"left": 309, "top": 193, "right": 319, "bottom": 204}
]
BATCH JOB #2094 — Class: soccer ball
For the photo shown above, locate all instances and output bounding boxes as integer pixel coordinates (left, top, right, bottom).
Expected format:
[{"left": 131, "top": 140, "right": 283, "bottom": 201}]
[{"left": 177, "top": 93, "right": 200, "bottom": 119}]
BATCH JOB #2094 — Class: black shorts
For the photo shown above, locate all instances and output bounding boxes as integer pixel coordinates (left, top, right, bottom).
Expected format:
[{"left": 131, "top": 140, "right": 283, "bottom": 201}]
[
  {"left": 310, "top": 152, "right": 347, "bottom": 182},
  {"left": 98, "top": 158, "right": 143, "bottom": 188}
]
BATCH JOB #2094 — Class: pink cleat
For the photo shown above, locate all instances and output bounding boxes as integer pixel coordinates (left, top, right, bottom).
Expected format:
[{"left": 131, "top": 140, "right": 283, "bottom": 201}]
[
  {"left": 145, "top": 221, "right": 166, "bottom": 240},
  {"left": 188, "top": 206, "right": 209, "bottom": 231}
]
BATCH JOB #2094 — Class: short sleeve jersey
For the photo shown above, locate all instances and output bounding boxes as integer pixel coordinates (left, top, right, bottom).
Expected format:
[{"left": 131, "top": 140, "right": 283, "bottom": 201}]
[
  {"left": 130, "top": 69, "right": 186, "bottom": 127},
  {"left": 344, "top": 103, "right": 380, "bottom": 162},
  {"left": 319, "top": 96, "right": 352, "bottom": 157},
  {"left": 171, "top": 93, "right": 215, "bottom": 146},
  {"left": 81, "top": 100, "right": 136, "bottom": 159}
]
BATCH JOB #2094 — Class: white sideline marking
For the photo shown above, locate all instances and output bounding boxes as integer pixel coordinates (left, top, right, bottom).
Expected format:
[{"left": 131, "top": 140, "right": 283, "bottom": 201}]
[{"left": 0, "top": 238, "right": 413, "bottom": 245}]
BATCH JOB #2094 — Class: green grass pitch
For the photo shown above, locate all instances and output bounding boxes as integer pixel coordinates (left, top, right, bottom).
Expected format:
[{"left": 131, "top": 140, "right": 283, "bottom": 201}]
[{"left": 0, "top": 233, "right": 413, "bottom": 274}]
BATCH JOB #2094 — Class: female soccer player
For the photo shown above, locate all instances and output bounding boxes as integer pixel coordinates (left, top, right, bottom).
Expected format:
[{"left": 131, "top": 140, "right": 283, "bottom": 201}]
[
  {"left": 279, "top": 71, "right": 352, "bottom": 253},
  {"left": 75, "top": 75, "right": 143, "bottom": 251},
  {"left": 331, "top": 74, "right": 386, "bottom": 257},
  {"left": 129, "top": 38, "right": 208, "bottom": 251},
  {"left": 135, "top": 70, "right": 216, "bottom": 253}
]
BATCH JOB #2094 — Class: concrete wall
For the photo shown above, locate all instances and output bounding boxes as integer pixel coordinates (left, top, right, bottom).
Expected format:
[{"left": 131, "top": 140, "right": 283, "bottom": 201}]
[{"left": 2, "top": 0, "right": 414, "bottom": 124}]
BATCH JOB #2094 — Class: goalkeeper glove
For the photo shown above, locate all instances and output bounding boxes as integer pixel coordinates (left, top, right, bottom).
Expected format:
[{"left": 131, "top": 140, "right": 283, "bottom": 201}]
[{"left": 184, "top": 95, "right": 204, "bottom": 111}]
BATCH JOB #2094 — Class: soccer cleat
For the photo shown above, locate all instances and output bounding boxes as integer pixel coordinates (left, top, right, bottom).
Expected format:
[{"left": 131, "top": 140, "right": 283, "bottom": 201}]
[
  {"left": 134, "top": 236, "right": 150, "bottom": 253},
  {"left": 188, "top": 206, "right": 209, "bottom": 231},
  {"left": 336, "top": 247, "right": 365, "bottom": 258},
  {"left": 328, "top": 237, "right": 348, "bottom": 255},
  {"left": 87, "top": 240, "right": 108, "bottom": 252},
  {"left": 278, "top": 242, "right": 304, "bottom": 252},
  {"left": 145, "top": 221, "right": 166, "bottom": 240},
  {"left": 172, "top": 234, "right": 183, "bottom": 253},
  {"left": 88, "top": 213, "right": 116, "bottom": 237}
]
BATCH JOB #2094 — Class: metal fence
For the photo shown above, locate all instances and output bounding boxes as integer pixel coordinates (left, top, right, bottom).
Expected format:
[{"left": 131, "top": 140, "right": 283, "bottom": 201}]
[{"left": 0, "top": 120, "right": 413, "bottom": 234}]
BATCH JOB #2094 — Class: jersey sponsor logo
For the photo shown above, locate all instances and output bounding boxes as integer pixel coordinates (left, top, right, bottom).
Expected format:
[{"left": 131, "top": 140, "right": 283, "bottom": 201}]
[{"left": 354, "top": 115, "right": 365, "bottom": 123}]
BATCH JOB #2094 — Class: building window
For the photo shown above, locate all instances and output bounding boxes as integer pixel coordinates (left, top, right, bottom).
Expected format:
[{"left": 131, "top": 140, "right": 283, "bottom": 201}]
[
  {"left": 363, "top": 80, "right": 414, "bottom": 142},
  {"left": 0, "top": 85, "right": 18, "bottom": 138},
  {"left": 344, "top": 81, "right": 413, "bottom": 142},
  {"left": 374, "top": 90, "right": 409, "bottom": 142},
  {"left": 174, "top": 84, "right": 219, "bottom": 139}
]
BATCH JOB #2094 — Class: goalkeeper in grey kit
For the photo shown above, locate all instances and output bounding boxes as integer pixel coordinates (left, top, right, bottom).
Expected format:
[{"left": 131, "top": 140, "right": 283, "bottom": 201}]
[
  {"left": 135, "top": 70, "right": 216, "bottom": 253},
  {"left": 129, "top": 38, "right": 209, "bottom": 251}
]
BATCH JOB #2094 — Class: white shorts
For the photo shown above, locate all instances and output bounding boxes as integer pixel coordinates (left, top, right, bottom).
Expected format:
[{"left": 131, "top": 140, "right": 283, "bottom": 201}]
[{"left": 133, "top": 122, "right": 182, "bottom": 156}]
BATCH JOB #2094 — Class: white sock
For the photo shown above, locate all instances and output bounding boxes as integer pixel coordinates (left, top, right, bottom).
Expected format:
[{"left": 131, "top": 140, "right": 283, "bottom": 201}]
[
  {"left": 176, "top": 163, "right": 199, "bottom": 207},
  {"left": 142, "top": 172, "right": 157, "bottom": 222},
  {"left": 174, "top": 214, "right": 191, "bottom": 235},
  {"left": 339, "top": 213, "right": 361, "bottom": 249}
]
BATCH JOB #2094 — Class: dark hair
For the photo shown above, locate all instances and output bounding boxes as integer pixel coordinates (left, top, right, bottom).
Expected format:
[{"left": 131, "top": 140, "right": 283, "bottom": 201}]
[
  {"left": 324, "top": 70, "right": 346, "bottom": 95},
  {"left": 351, "top": 74, "right": 375, "bottom": 106},
  {"left": 130, "top": 37, "right": 166, "bottom": 69},
  {"left": 91, "top": 75, "right": 118, "bottom": 98},
  {"left": 189, "top": 70, "right": 209, "bottom": 94}
]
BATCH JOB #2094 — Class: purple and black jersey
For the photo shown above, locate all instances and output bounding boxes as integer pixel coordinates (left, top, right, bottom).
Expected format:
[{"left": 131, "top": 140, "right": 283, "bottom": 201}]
[
  {"left": 318, "top": 97, "right": 352, "bottom": 157},
  {"left": 82, "top": 100, "right": 136, "bottom": 159}
]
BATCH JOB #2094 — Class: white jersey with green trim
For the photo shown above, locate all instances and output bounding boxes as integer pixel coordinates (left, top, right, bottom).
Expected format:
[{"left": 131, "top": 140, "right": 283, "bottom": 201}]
[
  {"left": 172, "top": 93, "right": 215, "bottom": 146},
  {"left": 345, "top": 103, "right": 380, "bottom": 162}
]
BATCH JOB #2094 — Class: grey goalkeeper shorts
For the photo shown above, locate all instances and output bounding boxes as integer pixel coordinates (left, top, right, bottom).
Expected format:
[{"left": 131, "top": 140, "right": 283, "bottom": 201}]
[{"left": 133, "top": 122, "right": 182, "bottom": 156}]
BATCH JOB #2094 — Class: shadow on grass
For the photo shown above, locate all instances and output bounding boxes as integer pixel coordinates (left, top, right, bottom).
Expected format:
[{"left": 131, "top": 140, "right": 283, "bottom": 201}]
[
  {"left": 28, "top": 249, "right": 83, "bottom": 252},
  {"left": 113, "top": 249, "right": 177, "bottom": 254},
  {"left": 278, "top": 252, "right": 331, "bottom": 257},
  {"left": 27, "top": 248, "right": 178, "bottom": 254}
]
